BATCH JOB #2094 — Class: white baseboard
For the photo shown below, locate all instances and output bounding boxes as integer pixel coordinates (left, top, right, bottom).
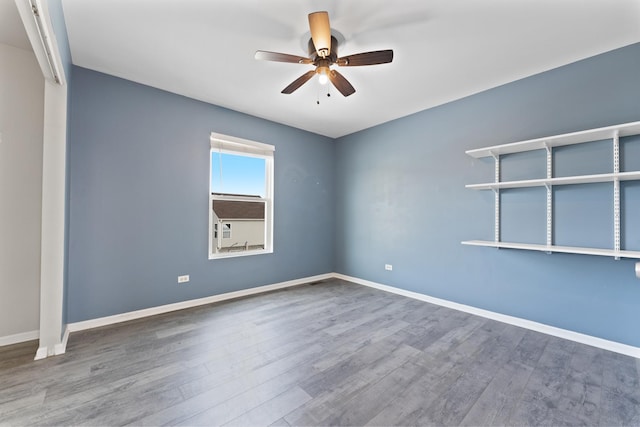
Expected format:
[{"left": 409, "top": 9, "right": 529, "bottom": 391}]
[
  {"left": 54, "top": 326, "right": 70, "bottom": 355},
  {"left": 34, "top": 346, "right": 48, "bottom": 360},
  {"left": 334, "top": 273, "right": 640, "bottom": 359},
  {"left": 33, "top": 327, "right": 68, "bottom": 360},
  {"left": 0, "top": 330, "right": 39, "bottom": 348},
  {"left": 68, "top": 273, "right": 334, "bottom": 333},
  {"left": 61, "top": 271, "right": 639, "bottom": 359}
]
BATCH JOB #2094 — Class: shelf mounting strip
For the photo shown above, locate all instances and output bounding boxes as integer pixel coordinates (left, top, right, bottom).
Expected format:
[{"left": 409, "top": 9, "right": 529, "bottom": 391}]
[
  {"left": 613, "top": 131, "right": 621, "bottom": 260},
  {"left": 491, "top": 151, "right": 500, "bottom": 243}
]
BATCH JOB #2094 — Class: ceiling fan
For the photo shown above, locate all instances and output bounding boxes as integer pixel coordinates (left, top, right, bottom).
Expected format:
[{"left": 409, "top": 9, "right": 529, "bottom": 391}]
[{"left": 255, "top": 11, "right": 394, "bottom": 97}]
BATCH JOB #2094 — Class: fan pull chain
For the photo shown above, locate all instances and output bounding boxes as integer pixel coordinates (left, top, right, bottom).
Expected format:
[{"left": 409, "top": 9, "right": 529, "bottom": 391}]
[{"left": 316, "top": 84, "right": 331, "bottom": 105}]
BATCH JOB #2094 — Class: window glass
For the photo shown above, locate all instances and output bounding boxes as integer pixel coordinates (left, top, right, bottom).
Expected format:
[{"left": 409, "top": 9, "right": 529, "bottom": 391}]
[
  {"left": 211, "top": 152, "right": 266, "bottom": 197},
  {"left": 209, "top": 133, "right": 274, "bottom": 259}
]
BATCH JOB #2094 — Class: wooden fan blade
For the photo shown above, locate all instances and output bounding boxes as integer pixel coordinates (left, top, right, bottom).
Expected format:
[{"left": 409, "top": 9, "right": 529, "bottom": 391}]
[
  {"left": 308, "top": 11, "right": 331, "bottom": 57},
  {"left": 328, "top": 69, "right": 355, "bottom": 97},
  {"left": 255, "top": 51, "right": 313, "bottom": 64},
  {"left": 336, "top": 50, "right": 394, "bottom": 66},
  {"left": 281, "top": 70, "right": 316, "bottom": 94}
]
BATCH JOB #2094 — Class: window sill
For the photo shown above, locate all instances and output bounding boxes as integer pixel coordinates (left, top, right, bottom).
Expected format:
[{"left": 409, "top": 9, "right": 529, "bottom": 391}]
[{"left": 208, "top": 248, "right": 273, "bottom": 260}]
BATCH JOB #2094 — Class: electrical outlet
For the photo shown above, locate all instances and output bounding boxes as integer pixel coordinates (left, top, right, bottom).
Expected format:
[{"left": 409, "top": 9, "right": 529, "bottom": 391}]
[
  {"left": 385, "top": 264, "right": 393, "bottom": 271},
  {"left": 178, "top": 275, "right": 190, "bottom": 283}
]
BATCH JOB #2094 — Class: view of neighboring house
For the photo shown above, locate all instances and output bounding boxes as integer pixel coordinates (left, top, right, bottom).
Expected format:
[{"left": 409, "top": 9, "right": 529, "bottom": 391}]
[{"left": 211, "top": 195, "right": 265, "bottom": 253}]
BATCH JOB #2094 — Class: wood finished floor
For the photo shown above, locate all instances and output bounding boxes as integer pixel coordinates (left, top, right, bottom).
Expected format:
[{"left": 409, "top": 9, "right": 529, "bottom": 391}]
[{"left": 1, "top": 279, "right": 639, "bottom": 426}]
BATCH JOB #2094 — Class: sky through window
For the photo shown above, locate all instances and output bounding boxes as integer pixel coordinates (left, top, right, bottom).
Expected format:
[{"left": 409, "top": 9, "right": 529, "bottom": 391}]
[{"left": 211, "top": 152, "right": 266, "bottom": 197}]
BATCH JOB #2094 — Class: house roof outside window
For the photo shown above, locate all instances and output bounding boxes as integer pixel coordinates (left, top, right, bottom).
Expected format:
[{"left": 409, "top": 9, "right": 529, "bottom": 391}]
[{"left": 212, "top": 196, "right": 265, "bottom": 220}]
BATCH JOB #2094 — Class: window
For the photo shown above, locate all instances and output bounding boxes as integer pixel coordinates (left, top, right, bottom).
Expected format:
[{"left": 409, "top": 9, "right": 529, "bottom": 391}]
[{"left": 209, "top": 133, "right": 274, "bottom": 259}]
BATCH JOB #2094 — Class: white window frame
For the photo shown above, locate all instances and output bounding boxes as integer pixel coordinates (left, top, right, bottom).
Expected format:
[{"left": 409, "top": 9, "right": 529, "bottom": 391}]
[{"left": 209, "top": 132, "right": 274, "bottom": 259}]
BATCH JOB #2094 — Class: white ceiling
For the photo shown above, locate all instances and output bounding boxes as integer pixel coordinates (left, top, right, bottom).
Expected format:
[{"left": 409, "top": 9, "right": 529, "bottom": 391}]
[
  {"left": 0, "top": 0, "right": 32, "bottom": 51},
  {"left": 14, "top": 1, "right": 640, "bottom": 138}
]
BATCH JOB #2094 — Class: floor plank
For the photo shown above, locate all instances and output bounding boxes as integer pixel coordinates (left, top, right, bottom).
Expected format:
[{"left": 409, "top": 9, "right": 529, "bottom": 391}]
[{"left": 1, "top": 279, "right": 638, "bottom": 426}]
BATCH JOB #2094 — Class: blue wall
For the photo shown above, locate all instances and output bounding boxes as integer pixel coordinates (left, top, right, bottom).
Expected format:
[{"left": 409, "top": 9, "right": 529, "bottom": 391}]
[
  {"left": 334, "top": 42, "right": 640, "bottom": 347},
  {"left": 67, "top": 67, "right": 334, "bottom": 322}
]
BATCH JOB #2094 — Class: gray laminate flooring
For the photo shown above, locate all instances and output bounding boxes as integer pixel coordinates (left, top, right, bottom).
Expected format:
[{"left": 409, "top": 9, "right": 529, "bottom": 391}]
[{"left": 1, "top": 279, "right": 639, "bottom": 426}]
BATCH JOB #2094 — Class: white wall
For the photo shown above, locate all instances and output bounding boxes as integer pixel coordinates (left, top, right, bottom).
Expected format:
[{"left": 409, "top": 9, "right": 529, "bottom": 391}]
[{"left": 0, "top": 43, "right": 44, "bottom": 341}]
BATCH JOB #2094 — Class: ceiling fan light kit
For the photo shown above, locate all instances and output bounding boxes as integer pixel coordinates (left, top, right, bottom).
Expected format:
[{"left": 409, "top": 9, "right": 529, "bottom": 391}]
[
  {"left": 317, "top": 66, "right": 330, "bottom": 85},
  {"left": 255, "top": 11, "right": 393, "bottom": 98}
]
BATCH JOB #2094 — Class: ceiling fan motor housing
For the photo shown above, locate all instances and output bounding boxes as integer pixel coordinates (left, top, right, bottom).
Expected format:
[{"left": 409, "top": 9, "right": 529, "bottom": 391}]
[{"left": 308, "top": 36, "right": 338, "bottom": 63}]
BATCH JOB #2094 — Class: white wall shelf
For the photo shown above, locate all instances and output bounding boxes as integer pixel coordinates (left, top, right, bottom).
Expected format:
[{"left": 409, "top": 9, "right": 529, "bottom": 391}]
[
  {"left": 466, "top": 171, "right": 640, "bottom": 191},
  {"left": 462, "top": 240, "right": 640, "bottom": 260},
  {"left": 466, "top": 121, "right": 640, "bottom": 158},
  {"left": 463, "top": 120, "right": 640, "bottom": 262}
]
